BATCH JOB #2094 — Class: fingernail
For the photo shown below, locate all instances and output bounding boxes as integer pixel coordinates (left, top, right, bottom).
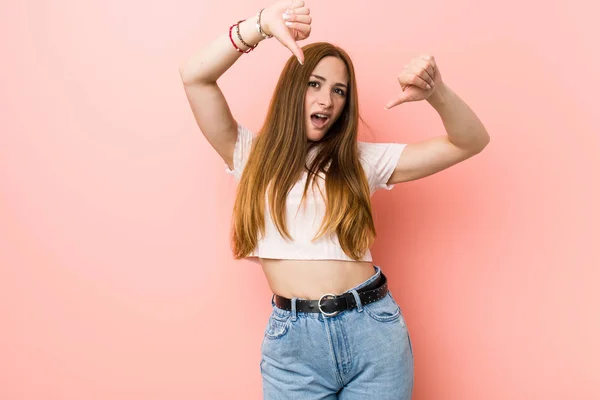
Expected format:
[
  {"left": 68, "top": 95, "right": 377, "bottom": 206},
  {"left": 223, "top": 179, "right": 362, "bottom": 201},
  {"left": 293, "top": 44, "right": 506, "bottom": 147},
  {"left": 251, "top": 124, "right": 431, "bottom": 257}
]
[
  {"left": 282, "top": 12, "right": 290, "bottom": 20},
  {"left": 285, "top": 21, "right": 292, "bottom": 26},
  {"left": 427, "top": 84, "right": 432, "bottom": 89}
]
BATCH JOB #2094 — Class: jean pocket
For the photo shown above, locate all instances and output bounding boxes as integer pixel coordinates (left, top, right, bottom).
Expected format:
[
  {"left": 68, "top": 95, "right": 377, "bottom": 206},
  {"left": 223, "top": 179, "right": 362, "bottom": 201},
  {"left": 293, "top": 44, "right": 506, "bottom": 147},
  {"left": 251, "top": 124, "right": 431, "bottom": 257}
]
[
  {"left": 362, "top": 292, "right": 401, "bottom": 323},
  {"left": 264, "top": 312, "right": 291, "bottom": 340}
]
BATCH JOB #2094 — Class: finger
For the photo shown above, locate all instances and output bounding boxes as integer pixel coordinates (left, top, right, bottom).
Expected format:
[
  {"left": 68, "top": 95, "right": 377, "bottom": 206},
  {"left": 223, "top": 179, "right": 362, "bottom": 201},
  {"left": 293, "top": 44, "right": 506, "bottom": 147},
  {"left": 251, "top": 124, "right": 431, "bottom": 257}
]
[
  {"left": 420, "top": 55, "right": 437, "bottom": 77},
  {"left": 284, "top": 21, "right": 311, "bottom": 36},
  {"left": 415, "top": 65, "right": 434, "bottom": 86},
  {"left": 404, "top": 73, "right": 431, "bottom": 90},
  {"left": 406, "top": 60, "right": 433, "bottom": 86},
  {"left": 430, "top": 58, "right": 437, "bottom": 71},
  {"left": 290, "top": 0, "right": 305, "bottom": 8},
  {"left": 285, "top": 14, "right": 312, "bottom": 24},
  {"left": 417, "top": 61, "right": 435, "bottom": 85},
  {"left": 384, "top": 92, "right": 410, "bottom": 109},
  {"left": 289, "top": 6, "right": 310, "bottom": 15}
]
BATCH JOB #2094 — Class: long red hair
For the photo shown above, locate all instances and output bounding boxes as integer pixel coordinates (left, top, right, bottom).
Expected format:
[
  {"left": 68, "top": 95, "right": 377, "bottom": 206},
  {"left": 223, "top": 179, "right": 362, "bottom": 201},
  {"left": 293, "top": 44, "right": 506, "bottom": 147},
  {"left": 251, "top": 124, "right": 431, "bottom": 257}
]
[{"left": 231, "top": 42, "right": 377, "bottom": 260}]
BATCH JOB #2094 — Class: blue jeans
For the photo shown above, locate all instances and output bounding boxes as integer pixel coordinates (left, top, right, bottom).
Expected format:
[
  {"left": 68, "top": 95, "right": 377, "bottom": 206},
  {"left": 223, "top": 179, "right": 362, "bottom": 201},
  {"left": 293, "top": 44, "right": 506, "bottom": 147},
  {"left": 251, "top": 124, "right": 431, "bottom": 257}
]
[{"left": 260, "top": 265, "right": 414, "bottom": 399}]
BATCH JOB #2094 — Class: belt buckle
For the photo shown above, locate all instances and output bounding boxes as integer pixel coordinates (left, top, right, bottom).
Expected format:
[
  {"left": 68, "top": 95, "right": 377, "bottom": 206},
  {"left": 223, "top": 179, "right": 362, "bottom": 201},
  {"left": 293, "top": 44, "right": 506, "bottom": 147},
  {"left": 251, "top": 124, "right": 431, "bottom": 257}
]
[{"left": 318, "top": 293, "right": 340, "bottom": 317}]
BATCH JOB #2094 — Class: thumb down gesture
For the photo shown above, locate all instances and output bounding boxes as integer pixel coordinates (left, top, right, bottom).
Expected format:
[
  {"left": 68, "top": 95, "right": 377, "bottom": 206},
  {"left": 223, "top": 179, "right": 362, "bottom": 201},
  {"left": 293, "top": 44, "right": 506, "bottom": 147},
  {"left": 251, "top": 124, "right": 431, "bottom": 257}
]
[
  {"left": 385, "top": 54, "right": 444, "bottom": 109},
  {"left": 261, "top": 0, "right": 312, "bottom": 65}
]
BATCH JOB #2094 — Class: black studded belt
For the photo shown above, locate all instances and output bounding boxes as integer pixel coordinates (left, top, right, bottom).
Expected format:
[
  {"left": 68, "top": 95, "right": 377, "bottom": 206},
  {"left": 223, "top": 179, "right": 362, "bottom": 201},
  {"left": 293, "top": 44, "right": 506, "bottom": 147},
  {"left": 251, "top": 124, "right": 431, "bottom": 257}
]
[{"left": 273, "top": 272, "right": 389, "bottom": 317}]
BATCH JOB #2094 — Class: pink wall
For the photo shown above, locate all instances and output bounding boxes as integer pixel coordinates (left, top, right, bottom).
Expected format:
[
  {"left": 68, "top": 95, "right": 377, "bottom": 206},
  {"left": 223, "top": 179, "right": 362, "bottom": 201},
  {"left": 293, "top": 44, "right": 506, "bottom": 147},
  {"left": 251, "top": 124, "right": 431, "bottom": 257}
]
[{"left": 1, "top": 1, "right": 598, "bottom": 399}]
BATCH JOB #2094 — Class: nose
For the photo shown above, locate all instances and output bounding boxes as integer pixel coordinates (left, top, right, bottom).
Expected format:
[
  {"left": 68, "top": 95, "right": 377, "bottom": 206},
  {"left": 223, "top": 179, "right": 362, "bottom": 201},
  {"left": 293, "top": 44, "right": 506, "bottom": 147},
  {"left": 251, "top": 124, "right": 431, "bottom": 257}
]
[{"left": 317, "top": 92, "right": 332, "bottom": 108}]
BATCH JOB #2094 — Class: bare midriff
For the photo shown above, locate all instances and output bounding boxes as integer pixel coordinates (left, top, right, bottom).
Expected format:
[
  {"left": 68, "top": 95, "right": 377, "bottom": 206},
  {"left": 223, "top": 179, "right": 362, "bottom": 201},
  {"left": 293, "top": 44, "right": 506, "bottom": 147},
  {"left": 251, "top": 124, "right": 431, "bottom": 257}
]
[{"left": 259, "top": 258, "right": 376, "bottom": 300}]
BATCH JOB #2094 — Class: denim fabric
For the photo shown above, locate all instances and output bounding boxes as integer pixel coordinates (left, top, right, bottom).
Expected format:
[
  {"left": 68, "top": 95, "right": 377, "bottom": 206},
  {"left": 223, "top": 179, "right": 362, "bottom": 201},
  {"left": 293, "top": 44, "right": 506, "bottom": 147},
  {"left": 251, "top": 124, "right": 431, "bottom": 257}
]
[{"left": 260, "top": 265, "right": 414, "bottom": 399}]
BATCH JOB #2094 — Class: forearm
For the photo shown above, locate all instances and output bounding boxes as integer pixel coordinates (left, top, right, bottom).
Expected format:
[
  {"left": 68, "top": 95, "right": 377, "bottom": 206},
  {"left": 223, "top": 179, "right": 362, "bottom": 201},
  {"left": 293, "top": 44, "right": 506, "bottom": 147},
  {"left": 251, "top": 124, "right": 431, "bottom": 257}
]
[
  {"left": 427, "top": 83, "right": 490, "bottom": 151},
  {"left": 179, "top": 17, "right": 265, "bottom": 85}
]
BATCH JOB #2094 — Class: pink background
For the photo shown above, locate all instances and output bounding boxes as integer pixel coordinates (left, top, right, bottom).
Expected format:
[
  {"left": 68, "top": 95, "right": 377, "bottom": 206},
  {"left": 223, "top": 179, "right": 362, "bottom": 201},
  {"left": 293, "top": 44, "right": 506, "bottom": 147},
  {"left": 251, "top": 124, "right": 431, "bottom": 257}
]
[{"left": 1, "top": 1, "right": 598, "bottom": 399}]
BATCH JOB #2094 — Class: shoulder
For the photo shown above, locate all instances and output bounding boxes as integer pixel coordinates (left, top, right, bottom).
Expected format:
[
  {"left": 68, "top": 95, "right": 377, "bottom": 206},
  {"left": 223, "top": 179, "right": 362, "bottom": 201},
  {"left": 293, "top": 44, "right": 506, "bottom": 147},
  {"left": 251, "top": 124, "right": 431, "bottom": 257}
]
[
  {"left": 224, "top": 123, "right": 257, "bottom": 180},
  {"left": 237, "top": 123, "right": 256, "bottom": 141},
  {"left": 357, "top": 140, "right": 407, "bottom": 166},
  {"left": 357, "top": 140, "right": 408, "bottom": 193}
]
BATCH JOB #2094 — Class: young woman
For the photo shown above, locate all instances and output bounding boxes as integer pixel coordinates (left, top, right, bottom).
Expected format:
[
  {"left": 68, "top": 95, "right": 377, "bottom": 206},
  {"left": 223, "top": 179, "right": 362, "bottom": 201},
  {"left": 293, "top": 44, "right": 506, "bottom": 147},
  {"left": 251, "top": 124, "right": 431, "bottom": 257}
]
[{"left": 179, "top": 1, "right": 489, "bottom": 398}]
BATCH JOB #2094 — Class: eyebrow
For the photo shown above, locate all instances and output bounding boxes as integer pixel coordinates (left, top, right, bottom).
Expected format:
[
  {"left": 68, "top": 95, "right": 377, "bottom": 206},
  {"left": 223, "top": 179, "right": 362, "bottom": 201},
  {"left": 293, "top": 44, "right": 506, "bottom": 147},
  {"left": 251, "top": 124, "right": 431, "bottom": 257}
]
[{"left": 310, "top": 74, "right": 348, "bottom": 89}]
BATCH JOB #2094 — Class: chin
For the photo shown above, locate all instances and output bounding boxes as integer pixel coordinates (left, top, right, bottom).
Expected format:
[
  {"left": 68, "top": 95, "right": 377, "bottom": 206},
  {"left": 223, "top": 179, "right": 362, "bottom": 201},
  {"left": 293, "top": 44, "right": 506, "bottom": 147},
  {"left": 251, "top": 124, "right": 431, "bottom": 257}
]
[
  {"left": 307, "top": 134, "right": 324, "bottom": 142},
  {"left": 307, "top": 129, "right": 327, "bottom": 142}
]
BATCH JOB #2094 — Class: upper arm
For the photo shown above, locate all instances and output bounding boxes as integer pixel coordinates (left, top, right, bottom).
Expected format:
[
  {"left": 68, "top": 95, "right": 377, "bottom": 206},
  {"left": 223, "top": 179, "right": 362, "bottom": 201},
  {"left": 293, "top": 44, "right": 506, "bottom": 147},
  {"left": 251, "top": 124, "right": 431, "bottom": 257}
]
[
  {"left": 387, "top": 135, "right": 484, "bottom": 185},
  {"left": 180, "top": 79, "right": 237, "bottom": 170}
]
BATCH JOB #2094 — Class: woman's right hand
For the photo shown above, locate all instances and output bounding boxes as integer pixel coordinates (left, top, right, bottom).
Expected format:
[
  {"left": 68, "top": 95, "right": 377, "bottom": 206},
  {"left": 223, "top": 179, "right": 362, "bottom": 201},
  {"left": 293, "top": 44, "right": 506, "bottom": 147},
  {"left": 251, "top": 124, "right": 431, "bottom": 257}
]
[{"left": 261, "top": 0, "right": 312, "bottom": 65}]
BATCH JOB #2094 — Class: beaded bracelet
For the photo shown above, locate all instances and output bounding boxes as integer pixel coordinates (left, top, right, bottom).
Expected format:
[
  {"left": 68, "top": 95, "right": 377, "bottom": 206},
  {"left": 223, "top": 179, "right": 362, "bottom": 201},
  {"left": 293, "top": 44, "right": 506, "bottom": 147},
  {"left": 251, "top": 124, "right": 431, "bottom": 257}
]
[
  {"left": 256, "top": 8, "right": 272, "bottom": 38},
  {"left": 228, "top": 21, "right": 255, "bottom": 53},
  {"left": 235, "top": 20, "right": 257, "bottom": 50}
]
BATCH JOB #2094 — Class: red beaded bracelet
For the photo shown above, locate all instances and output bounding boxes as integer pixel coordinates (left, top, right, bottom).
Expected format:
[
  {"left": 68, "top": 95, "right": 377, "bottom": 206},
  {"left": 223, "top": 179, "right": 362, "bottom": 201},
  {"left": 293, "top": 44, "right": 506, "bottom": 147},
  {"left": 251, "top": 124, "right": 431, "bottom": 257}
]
[{"left": 228, "top": 20, "right": 257, "bottom": 53}]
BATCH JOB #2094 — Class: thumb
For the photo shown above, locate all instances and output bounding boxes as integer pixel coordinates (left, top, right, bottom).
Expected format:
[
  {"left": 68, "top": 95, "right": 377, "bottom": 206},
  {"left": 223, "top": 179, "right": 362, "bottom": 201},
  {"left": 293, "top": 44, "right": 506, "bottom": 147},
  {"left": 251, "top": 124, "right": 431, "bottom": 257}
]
[
  {"left": 280, "top": 34, "right": 304, "bottom": 64},
  {"left": 384, "top": 92, "right": 409, "bottom": 110}
]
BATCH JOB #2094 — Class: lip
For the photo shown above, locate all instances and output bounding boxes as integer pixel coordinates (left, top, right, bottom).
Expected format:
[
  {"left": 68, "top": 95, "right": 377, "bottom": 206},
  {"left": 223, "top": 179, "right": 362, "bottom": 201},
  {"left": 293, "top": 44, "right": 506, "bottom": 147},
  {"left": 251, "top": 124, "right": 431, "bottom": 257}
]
[
  {"left": 309, "top": 113, "right": 330, "bottom": 130},
  {"left": 310, "top": 112, "right": 332, "bottom": 118}
]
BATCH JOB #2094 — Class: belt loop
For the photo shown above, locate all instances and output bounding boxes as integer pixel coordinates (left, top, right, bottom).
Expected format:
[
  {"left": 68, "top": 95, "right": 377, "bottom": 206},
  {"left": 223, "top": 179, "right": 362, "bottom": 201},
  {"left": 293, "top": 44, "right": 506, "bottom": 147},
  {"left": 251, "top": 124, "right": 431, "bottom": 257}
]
[
  {"left": 350, "top": 289, "right": 363, "bottom": 312},
  {"left": 291, "top": 297, "right": 298, "bottom": 321}
]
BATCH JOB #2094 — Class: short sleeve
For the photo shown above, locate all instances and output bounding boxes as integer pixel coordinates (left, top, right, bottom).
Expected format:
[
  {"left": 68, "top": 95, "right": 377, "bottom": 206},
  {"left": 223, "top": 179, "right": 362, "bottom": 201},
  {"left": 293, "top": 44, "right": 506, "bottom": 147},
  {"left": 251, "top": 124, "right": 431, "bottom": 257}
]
[
  {"left": 358, "top": 141, "right": 407, "bottom": 193},
  {"left": 225, "top": 123, "right": 255, "bottom": 181}
]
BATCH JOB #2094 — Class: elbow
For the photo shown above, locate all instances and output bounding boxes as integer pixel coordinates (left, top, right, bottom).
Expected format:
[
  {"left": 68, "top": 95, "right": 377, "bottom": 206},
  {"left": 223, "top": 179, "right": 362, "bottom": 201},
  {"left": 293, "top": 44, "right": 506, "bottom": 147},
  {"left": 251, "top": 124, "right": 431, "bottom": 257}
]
[
  {"left": 475, "top": 138, "right": 490, "bottom": 154},
  {"left": 462, "top": 136, "right": 490, "bottom": 157},
  {"left": 456, "top": 132, "right": 490, "bottom": 156},
  {"left": 472, "top": 131, "right": 491, "bottom": 154},
  {"left": 480, "top": 132, "right": 491, "bottom": 151},
  {"left": 178, "top": 66, "right": 215, "bottom": 86},
  {"left": 178, "top": 66, "right": 191, "bottom": 84},
  {"left": 179, "top": 67, "right": 197, "bottom": 86}
]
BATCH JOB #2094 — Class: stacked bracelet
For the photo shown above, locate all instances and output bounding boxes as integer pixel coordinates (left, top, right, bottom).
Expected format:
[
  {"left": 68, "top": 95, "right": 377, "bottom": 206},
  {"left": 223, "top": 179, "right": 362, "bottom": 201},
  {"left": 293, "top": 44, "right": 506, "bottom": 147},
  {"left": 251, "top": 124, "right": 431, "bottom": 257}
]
[
  {"left": 256, "top": 8, "right": 272, "bottom": 38},
  {"left": 228, "top": 20, "right": 256, "bottom": 53},
  {"left": 228, "top": 9, "right": 271, "bottom": 54},
  {"left": 235, "top": 20, "right": 257, "bottom": 51}
]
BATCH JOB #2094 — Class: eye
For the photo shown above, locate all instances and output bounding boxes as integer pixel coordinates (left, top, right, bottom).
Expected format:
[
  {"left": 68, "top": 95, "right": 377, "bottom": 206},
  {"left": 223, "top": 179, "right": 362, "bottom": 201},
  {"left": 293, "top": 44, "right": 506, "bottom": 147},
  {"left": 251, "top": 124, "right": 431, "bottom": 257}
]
[
  {"left": 334, "top": 87, "right": 346, "bottom": 96},
  {"left": 308, "top": 81, "right": 320, "bottom": 88}
]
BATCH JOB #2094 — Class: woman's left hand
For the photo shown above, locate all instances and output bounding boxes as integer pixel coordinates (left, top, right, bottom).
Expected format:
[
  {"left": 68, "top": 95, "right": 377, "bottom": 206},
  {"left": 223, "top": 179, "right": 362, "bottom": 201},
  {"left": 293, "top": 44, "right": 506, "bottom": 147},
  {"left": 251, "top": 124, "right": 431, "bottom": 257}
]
[{"left": 384, "top": 54, "right": 444, "bottom": 110}]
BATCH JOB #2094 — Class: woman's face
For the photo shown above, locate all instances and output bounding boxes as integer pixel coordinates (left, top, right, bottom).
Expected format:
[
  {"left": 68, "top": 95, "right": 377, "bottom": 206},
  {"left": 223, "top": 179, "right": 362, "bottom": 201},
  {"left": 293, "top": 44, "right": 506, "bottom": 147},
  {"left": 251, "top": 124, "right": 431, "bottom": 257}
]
[{"left": 304, "top": 56, "right": 349, "bottom": 142}]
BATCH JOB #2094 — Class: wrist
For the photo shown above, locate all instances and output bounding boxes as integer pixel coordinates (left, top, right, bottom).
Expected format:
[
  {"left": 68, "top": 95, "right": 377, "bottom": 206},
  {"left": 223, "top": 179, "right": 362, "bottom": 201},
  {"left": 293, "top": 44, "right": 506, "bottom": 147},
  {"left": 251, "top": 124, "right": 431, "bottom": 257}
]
[
  {"left": 426, "top": 83, "right": 450, "bottom": 107},
  {"left": 256, "top": 7, "right": 273, "bottom": 38},
  {"left": 237, "top": 18, "right": 265, "bottom": 49}
]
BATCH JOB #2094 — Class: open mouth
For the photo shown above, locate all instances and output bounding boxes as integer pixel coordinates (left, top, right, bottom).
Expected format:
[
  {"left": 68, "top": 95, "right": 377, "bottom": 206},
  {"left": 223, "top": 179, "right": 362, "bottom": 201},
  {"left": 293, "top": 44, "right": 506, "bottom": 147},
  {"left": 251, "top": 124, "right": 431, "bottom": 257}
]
[{"left": 310, "top": 113, "right": 330, "bottom": 129}]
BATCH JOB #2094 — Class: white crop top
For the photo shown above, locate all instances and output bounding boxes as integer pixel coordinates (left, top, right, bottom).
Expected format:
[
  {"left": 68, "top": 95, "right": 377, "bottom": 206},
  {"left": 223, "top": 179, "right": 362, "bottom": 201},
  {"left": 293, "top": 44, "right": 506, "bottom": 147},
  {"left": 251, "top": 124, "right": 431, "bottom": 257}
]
[{"left": 225, "top": 123, "right": 407, "bottom": 263}]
